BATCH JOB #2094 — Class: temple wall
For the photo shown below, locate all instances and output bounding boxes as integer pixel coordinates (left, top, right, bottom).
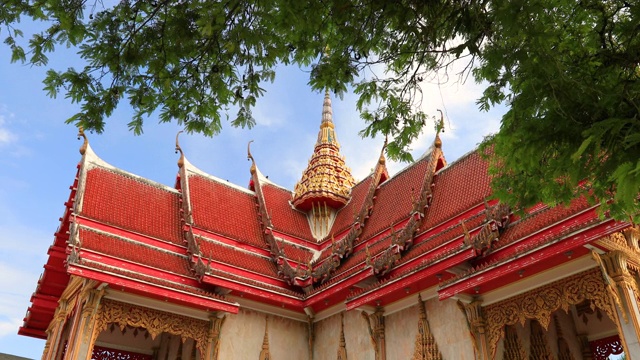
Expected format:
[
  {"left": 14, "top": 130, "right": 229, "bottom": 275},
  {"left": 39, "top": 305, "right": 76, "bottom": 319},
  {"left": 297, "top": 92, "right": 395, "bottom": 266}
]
[
  {"left": 218, "top": 308, "right": 308, "bottom": 360},
  {"left": 267, "top": 313, "right": 309, "bottom": 360},
  {"left": 425, "top": 298, "right": 475, "bottom": 360},
  {"left": 313, "top": 311, "right": 375, "bottom": 360},
  {"left": 385, "top": 303, "right": 419, "bottom": 360}
]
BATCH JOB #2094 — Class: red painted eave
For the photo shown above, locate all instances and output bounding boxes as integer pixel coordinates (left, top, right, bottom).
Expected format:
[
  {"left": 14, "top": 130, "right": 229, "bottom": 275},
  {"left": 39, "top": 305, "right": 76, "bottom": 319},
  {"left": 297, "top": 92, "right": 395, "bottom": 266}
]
[
  {"left": 68, "top": 266, "right": 238, "bottom": 314},
  {"left": 345, "top": 247, "right": 476, "bottom": 310},
  {"left": 201, "top": 274, "right": 304, "bottom": 310},
  {"left": 437, "top": 220, "right": 628, "bottom": 300},
  {"left": 18, "top": 327, "right": 47, "bottom": 339}
]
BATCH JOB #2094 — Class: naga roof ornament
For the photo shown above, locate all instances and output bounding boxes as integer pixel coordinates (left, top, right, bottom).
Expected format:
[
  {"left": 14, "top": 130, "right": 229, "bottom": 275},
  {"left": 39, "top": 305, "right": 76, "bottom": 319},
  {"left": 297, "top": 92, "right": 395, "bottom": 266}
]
[{"left": 292, "top": 89, "right": 356, "bottom": 211}]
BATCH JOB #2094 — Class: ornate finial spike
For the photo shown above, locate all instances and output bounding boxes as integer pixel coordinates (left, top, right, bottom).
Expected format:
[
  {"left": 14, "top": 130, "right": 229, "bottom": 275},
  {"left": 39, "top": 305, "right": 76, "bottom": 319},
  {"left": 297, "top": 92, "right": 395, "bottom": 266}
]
[
  {"left": 378, "top": 136, "right": 388, "bottom": 165},
  {"left": 321, "top": 89, "right": 334, "bottom": 127},
  {"left": 259, "top": 316, "right": 271, "bottom": 360},
  {"left": 247, "top": 140, "right": 257, "bottom": 175},
  {"left": 434, "top": 109, "right": 444, "bottom": 149},
  {"left": 77, "top": 126, "right": 88, "bottom": 155},
  {"left": 175, "top": 131, "right": 185, "bottom": 168}
]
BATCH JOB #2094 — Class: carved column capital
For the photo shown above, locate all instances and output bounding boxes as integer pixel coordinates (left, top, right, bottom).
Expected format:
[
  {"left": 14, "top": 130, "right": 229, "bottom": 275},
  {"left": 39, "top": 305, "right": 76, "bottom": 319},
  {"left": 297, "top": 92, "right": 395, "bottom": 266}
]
[{"left": 459, "top": 299, "right": 486, "bottom": 334}]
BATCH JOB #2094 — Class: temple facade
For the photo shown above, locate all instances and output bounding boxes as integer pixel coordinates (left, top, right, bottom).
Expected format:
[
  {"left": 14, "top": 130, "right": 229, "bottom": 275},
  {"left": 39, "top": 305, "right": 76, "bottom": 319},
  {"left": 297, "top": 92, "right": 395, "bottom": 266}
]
[{"left": 19, "top": 91, "right": 640, "bottom": 360}]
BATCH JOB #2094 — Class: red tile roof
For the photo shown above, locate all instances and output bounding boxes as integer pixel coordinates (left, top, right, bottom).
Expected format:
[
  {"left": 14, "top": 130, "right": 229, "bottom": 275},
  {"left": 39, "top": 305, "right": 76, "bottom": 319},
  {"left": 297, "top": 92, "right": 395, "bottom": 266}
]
[
  {"left": 277, "top": 240, "right": 315, "bottom": 263},
  {"left": 330, "top": 176, "right": 373, "bottom": 236},
  {"left": 261, "top": 183, "right": 313, "bottom": 241},
  {"left": 422, "top": 151, "right": 492, "bottom": 230},
  {"left": 79, "top": 227, "right": 192, "bottom": 277},
  {"left": 81, "top": 167, "right": 183, "bottom": 244},
  {"left": 198, "top": 237, "right": 280, "bottom": 279},
  {"left": 496, "top": 196, "right": 592, "bottom": 248},
  {"left": 189, "top": 174, "right": 266, "bottom": 248},
  {"left": 360, "top": 156, "right": 430, "bottom": 240},
  {"left": 332, "top": 236, "right": 391, "bottom": 278}
]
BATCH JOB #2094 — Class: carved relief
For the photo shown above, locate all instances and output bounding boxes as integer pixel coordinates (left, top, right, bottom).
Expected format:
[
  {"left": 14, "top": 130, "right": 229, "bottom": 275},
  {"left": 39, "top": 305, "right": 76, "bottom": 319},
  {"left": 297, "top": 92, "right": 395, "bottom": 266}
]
[
  {"left": 529, "top": 320, "right": 553, "bottom": 359},
  {"left": 361, "top": 307, "right": 385, "bottom": 360},
  {"left": 412, "top": 295, "right": 443, "bottom": 360},
  {"left": 554, "top": 315, "right": 575, "bottom": 360},
  {"left": 259, "top": 316, "right": 271, "bottom": 360},
  {"left": 337, "top": 313, "right": 348, "bottom": 360},
  {"left": 207, "top": 313, "right": 226, "bottom": 360},
  {"left": 92, "top": 299, "right": 210, "bottom": 357},
  {"left": 502, "top": 325, "right": 526, "bottom": 360},
  {"left": 484, "top": 268, "right": 616, "bottom": 357}
]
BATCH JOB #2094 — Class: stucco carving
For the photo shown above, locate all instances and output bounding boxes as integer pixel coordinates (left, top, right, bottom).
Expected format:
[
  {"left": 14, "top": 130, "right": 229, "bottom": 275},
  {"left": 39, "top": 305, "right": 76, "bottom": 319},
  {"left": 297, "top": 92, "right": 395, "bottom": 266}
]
[
  {"left": 92, "top": 299, "right": 210, "bottom": 356},
  {"left": 412, "top": 296, "right": 443, "bottom": 360},
  {"left": 484, "top": 268, "right": 615, "bottom": 357}
]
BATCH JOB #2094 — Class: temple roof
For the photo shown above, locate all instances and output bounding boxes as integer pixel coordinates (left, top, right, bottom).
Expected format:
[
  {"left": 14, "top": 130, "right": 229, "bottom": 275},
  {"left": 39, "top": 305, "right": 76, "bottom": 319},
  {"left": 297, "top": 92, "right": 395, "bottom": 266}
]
[
  {"left": 21, "top": 108, "right": 630, "bottom": 337},
  {"left": 292, "top": 90, "right": 356, "bottom": 211}
]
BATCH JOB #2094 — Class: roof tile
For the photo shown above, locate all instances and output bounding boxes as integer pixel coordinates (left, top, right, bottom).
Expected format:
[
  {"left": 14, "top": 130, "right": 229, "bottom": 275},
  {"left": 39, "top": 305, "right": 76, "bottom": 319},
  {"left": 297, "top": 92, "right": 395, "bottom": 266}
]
[
  {"left": 422, "top": 151, "right": 492, "bottom": 229},
  {"left": 81, "top": 167, "right": 183, "bottom": 244},
  {"left": 189, "top": 174, "right": 266, "bottom": 248},
  {"left": 262, "top": 184, "right": 313, "bottom": 241}
]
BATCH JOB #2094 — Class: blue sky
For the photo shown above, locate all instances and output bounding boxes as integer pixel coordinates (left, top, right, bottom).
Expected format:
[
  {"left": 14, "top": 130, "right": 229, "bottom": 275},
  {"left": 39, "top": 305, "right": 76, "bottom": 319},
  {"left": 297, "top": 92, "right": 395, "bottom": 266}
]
[{"left": 0, "top": 23, "right": 505, "bottom": 358}]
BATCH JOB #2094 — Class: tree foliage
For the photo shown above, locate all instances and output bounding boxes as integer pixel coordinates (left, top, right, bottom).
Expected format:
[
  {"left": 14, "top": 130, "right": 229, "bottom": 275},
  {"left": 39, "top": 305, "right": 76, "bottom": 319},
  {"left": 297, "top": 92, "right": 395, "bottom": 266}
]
[{"left": 1, "top": 0, "right": 639, "bottom": 221}]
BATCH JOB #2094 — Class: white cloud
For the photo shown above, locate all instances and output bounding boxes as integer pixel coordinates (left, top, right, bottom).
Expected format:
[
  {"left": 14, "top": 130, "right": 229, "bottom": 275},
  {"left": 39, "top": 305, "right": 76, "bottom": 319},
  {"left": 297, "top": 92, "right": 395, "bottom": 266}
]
[{"left": 0, "top": 114, "right": 18, "bottom": 146}]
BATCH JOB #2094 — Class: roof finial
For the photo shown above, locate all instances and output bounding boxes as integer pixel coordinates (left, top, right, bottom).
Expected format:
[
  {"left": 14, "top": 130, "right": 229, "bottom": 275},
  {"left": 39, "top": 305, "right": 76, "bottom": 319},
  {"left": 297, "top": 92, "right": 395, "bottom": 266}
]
[
  {"left": 379, "top": 135, "right": 388, "bottom": 165},
  {"left": 77, "top": 126, "right": 88, "bottom": 155},
  {"left": 175, "top": 131, "right": 185, "bottom": 168},
  {"left": 247, "top": 140, "right": 257, "bottom": 175},
  {"left": 321, "top": 88, "right": 334, "bottom": 128},
  {"left": 435, "top": 109, "right": 444, "bottom": 149}
]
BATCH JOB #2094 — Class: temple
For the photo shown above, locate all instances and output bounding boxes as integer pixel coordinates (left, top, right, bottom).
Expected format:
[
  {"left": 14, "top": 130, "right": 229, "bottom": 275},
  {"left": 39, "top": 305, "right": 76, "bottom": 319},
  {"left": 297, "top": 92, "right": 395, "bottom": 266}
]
[{"left": 19, "top": 91, "right": 640, "bottom": 360}]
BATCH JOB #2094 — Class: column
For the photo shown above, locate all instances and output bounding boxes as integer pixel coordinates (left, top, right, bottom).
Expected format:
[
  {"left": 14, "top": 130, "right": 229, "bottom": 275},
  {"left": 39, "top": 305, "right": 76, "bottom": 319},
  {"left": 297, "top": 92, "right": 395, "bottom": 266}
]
[
  {"left": 457, "top": 299, "right": 490, "bottom": 360},
  {"left": 65, "top": 287, "right": 104, "bottom": 360},
  {"left": 203, "top": 313, "right": 226, "bottom": 360},
  {"left": 598, "top": 250, "right": 640, "bottom": 358}
]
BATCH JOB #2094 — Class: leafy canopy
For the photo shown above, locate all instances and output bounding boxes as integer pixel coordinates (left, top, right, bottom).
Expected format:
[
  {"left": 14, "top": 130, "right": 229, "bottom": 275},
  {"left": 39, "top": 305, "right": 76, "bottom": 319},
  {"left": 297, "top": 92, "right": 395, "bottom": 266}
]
[{"left": 1, "top": 0, "right": 639, "bottom": 221}]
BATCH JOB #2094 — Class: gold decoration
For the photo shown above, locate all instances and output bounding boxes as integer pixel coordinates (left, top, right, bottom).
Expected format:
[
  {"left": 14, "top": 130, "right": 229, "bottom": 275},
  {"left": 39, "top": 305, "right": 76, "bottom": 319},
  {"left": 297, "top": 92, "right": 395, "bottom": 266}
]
[
  {"left": 529, "top": 320, "right": 553, "bottom": 359},
  {"left": 77, "top": 126, "right": 88, "bottom": 155},
  {"left": 175, "top": 131, "right": 185, "bottom": 168},
  {"left": 292, "top": 90, "right": 355, "bottom": 210},
  {"left": 337, "top": 313, "right": 348, "bottom": 360},
  {"left": 591, "top": 250, "right": 628, "bottom": 323},
  {"left": 456, "top": 299, "right": 484, "bottom": 358},
  {"left": 502, "top": 325, "right": 526, "bottom": 360},
  {"left": 207, "top": 314, "right": 226, "bottom": 360},
  {"left": 259, "top": 316, "right": 271, "bottom": 360},
  {"left": 92, "top": 299, "right": 210, "bottom": 357},
  {"left": 484, "top": 268, "right": 616, "bottom": 357},
  {"left": 412, "top": 295, "right": 443, "bottom": 360},
  {"left": 247, "top": 140, "right": 257, "bottom": 175},
  {"left": 361, "top": 307, "right": 385, "bottom": 360},
  {"left": 554, "top": 315, "right": 575, "bottom": 360}
]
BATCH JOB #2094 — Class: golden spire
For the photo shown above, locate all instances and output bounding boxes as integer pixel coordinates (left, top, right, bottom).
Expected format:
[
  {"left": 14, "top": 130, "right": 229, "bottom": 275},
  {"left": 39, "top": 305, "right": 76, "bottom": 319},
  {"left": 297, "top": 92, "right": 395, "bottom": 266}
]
[{"left": 292, "top": 90, "right": 356, "bottom": 211}]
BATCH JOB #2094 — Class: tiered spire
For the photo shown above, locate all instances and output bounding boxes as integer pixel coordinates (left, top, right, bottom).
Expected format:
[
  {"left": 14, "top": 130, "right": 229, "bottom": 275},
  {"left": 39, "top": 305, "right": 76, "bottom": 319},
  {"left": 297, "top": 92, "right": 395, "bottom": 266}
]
[{"left": 292, "top": 90, "right": 355, "bottom": 211}]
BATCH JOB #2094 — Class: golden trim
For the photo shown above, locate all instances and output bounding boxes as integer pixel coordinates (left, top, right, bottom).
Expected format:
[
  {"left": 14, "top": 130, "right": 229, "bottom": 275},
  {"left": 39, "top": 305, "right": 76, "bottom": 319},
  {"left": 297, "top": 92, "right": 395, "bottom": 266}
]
[
  {"left": 259, "top": 316, "right": 271, "bottom": 360},
  {"left": 484, "top": 268, "right": 615, "bottom": 357},
  {"left": 502, "top": 325, "right": 525, "bottom": 360},
  {"left": 91, "top": 299, "right": 210, "bottom": 357},
  {"left": 337, "top": 313, "right": 348, "bottom": 360},
  {"left": 412, "top": 295, "right": 443, "bottom": 360}
]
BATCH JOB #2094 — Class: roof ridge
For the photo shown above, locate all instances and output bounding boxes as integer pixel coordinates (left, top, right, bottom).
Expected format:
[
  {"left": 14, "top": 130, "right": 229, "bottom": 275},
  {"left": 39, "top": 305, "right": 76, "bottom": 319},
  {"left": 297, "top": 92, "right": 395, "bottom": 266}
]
[
  {"left": 82, "top": 144, "right": 179, "bottom": 194},
  {"left": 184, "top": 157, "right": 255, "bottom": 195},
  {"left": 435, "top": 146, "right": 481, "bottom": 175}
]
